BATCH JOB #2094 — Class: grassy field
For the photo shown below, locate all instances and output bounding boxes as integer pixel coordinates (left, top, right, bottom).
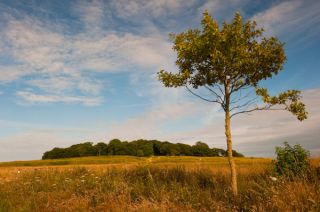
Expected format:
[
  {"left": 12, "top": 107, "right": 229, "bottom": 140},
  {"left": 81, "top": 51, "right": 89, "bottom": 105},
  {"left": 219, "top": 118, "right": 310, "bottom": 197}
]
[{"left": 0, "top": 156, "right": 319, "bottom": 211}]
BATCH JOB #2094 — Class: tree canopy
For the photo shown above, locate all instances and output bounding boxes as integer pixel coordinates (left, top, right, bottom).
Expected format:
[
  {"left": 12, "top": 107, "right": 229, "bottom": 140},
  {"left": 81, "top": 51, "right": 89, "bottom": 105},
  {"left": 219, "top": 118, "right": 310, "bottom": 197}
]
[
  {"left": 42, "top": 139, "right": 243, "bottom": 159},
  {"left": 158, "top": 11, "right": 307, "bottom": 120}
]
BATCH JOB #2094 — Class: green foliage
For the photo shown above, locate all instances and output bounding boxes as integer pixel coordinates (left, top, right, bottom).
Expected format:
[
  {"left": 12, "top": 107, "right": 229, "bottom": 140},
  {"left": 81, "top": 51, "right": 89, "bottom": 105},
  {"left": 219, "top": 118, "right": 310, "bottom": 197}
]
[
  {"left": 192, "top": 141, "right": 211, "bottom": 156},
  {"left": 232, "top": 150, "right": 244, "bottom": 157},
  {"left": 158, "top": 11, "right": 286, "bottom": 88},
  {"left": 42, "top": 142, "right": 97, "bottom": 159},
  {"left": 42, "top": 139, "right": 244, "bottom": 159},
  {"left": 256, "top": 88, "right": 307, "bottom": 121},
  {"left": 136, "top": 150, "right": 144, "bottom": 157},
  {"left": 158, "top": 11, "right": 307, "bottom": 121},
  {"left": 274, "top": 142, "right": 310, "bottom": 176}
]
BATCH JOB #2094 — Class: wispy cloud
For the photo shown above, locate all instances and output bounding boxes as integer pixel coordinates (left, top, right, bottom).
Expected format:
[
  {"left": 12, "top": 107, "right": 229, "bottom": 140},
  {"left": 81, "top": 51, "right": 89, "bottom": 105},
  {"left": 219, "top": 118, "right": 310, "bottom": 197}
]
[
  {"left": 0, "top": 65, "right": 29, "bottom": 83},
  {"left": 99, "top": 88, "right": 320, "bottom": 157},
  {"left": 16, "top": 91, "right": 103, "bottom": 106},
  {"left": 0, "top": 0, "right": 174, "bottom": 105},
  {"left": 110, "top": 0, "right": 196, "bottom": 19},
  {"left": 251, "top": 0, "right": 320, "bottom": 45}
]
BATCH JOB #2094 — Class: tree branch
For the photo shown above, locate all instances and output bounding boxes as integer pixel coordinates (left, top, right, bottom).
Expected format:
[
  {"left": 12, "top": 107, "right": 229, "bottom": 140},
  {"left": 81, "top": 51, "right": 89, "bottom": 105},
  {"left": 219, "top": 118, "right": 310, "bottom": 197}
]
[
  {"left": 230, "top": 105, "right": 283, "bottom": 118},
  {"left": 230, "top": 97, "right": 258, "bottom": 112},
  {"left": 204, "top": 85, "right": 225, "bottom": 105},
  {"left": 185, "top": 86, "right": 223, "bottom": 105}
]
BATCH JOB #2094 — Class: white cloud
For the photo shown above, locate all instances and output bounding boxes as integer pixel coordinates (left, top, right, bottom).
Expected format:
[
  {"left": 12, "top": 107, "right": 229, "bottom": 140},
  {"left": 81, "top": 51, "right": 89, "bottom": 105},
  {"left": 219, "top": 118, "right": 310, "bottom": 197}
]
[
  {"left": 99, "top": 88, "right": 320, "bottom": 157},
  {"left": 251, "top": 0, "right": 320, "bottom": 42},
  {"left": 103, "top": 85, "right": 221, "bottom": 141},
  {"left": 0, "top": 130, "right": 79, "bottom": 161},
  {"left": 16, "top": 91, "right": 103, "bottom": 106},
  {"left": 110, "top": 0, "right": 196, "bottom": 19},
  {"left": 251, "top": 1, "right": 301, "bottom": 35},
  {"left": 197, "top": 0, "right": 250, "bottom": 21},
  {"left": 74, "top": 0, "right": 104, "bottom": 32},
  {"left": 0, "top": 65, "right": 31, "bottom": 83},
  {"left": 0, "top": 0, "right": 175, "bottom": 105}
]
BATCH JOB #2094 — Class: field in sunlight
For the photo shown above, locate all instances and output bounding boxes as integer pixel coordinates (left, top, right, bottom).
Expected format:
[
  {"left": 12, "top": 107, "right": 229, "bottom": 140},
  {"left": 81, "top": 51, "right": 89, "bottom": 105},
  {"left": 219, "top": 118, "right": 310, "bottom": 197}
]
[{"left": 0, "top": 156, "right": 319, "bottom": 211}]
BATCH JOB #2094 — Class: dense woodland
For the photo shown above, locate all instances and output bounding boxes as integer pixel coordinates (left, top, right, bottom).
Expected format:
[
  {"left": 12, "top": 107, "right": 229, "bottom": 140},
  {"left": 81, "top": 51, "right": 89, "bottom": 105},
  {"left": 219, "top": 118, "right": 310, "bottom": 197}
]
[{"left": 42, "top": 139, "right": 244, "bottom": 159}]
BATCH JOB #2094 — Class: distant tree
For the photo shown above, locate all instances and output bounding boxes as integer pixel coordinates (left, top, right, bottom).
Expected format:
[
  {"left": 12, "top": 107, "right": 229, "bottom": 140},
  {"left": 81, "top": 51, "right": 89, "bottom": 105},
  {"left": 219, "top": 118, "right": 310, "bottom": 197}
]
[
  {"left": 151, "top": 140, "right": 162, "bottom": 155},
  {"left": 73, "top": 142, "right": 96, "bottom": 157},
  {"left": 107, "top": 139, "right": 122, "bottom": 155},
  {"left": 126, "top": 142, "right": 138, "bottom": 156},
  {"left": 42, "top": 139, "right": 244, "bottom": 159},
  {"left": 192, "top": 141, "right": 211, "bottom": 156},
  {"left": 160, "top": 142, "right": 180, "bottom": 156},
  {"left": 177, "top": 143, "right": 193, "bottom": 156},
  {"left": 158, "top": 11, "right": 307, "bottom": 195},
  {"left": 139, "top": 143, "right": 154, "bottom": 156},
  {"left": 232, "top": 150, "right": 244, "bottom": 157},
  {"left": 137, "top": 149, "right": 144, "bottom": 157},
  {"left": 211, "top": 148, "right": 226, "bottom": 156},
  {"left": 95, "top": 142, "right": 108, "bottom": 156}
]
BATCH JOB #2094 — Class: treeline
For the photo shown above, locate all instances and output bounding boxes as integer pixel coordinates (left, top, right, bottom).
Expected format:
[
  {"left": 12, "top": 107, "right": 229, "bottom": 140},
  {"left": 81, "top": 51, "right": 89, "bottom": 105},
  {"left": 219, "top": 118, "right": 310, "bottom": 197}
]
[{"left": 42, "top": 139, "right": 244, "bottom": 159}]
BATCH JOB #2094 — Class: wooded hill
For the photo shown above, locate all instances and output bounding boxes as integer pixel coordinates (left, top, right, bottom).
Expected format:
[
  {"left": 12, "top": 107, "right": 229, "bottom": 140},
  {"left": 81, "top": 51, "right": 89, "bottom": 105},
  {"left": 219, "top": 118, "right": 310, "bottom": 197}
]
[{"left": 42, "top": 139, "right": 244, "bottom": 159}]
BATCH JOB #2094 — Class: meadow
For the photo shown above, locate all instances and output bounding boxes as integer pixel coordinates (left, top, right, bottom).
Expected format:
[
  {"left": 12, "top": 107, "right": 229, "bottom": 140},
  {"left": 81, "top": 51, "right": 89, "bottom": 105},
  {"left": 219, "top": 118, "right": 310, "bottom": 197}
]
[{"left": 0, "top": 156, "right": 319, "bottom": 211}]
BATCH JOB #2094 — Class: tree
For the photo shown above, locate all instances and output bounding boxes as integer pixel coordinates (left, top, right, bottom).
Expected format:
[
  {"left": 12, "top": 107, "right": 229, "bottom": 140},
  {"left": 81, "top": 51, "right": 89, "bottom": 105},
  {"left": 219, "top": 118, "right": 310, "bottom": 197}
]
[
  {"left": 158, "top": 11, "right": 307, "bottom": 196},
  {"left": 192, "top": 141, "right": 211, "bottom": 156},
  {"left": 177, "top": 143, "right": 193, "bottom": 156},
  {"left": 107, "top": 139, "right": 122, "bottom": 155},
  {"left": 95, "top": 142, "right": 108, "bottom": 156}
]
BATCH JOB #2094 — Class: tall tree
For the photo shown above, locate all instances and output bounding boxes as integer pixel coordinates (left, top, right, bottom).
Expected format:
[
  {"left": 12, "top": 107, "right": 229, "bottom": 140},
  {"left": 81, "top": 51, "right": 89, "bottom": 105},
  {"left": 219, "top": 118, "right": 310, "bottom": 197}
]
[{"left": 158, "top": 11, "right": 307, "bottom": 196}]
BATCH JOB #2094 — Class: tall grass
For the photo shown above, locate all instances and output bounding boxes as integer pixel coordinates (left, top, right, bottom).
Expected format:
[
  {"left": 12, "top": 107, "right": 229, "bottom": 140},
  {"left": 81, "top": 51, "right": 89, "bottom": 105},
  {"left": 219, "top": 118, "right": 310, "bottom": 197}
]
[{"left": 0, "top": 158, "right": 319, "bottom": 211}]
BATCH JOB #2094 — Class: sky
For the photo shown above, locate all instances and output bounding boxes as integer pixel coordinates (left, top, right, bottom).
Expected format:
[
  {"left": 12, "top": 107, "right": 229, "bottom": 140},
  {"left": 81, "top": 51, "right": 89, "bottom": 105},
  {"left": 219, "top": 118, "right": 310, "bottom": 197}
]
[{"left": 0, "top": 0, "right": 319, "bottom": 161}]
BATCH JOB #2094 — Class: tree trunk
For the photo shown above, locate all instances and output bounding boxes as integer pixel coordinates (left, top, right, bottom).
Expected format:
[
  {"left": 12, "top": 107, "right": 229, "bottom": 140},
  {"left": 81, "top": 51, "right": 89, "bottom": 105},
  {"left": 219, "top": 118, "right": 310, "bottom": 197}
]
[
  {"left": 225, "top": 109, "right": 238, "bottom": 196},
  {"left": 225, "top": 80, "right": 238, "bottom": 196}
]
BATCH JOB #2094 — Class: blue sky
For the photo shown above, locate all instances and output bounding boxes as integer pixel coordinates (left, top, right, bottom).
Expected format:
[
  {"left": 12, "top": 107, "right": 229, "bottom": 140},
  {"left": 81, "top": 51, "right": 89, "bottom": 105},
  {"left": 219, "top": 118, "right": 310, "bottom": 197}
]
[{"left": 0, "top": 0, "right": 319, "bottom": 161}]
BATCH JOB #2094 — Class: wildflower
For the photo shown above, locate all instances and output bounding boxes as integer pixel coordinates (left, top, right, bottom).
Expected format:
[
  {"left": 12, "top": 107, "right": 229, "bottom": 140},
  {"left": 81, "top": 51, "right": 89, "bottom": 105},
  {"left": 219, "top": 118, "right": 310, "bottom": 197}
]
[
  {"left": 17, "top": 170, "right": 21, "bottom": 174},
  {"left": 269, "top": 176, "right": 277, "bottom": 181}
]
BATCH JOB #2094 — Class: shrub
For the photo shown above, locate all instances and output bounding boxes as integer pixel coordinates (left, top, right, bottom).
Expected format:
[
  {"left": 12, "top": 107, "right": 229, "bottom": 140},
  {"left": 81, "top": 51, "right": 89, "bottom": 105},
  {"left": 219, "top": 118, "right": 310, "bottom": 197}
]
[{"left": 274, "top": 141, "right": 310, "bottom": 177}]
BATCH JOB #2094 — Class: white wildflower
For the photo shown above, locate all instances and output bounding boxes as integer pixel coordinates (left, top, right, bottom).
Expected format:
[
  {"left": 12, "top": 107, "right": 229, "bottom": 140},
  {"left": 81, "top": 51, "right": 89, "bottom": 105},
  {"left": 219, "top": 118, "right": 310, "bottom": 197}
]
[{"left": 269, "top": 176, "right": 277, "bottom": 181}]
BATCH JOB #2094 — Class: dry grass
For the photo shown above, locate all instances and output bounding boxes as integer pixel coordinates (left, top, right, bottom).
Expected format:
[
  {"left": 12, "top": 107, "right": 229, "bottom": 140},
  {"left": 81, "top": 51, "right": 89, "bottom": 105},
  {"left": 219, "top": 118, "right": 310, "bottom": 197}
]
[{"left": 0, "top": 156, "right": 319, "bottom": 211}]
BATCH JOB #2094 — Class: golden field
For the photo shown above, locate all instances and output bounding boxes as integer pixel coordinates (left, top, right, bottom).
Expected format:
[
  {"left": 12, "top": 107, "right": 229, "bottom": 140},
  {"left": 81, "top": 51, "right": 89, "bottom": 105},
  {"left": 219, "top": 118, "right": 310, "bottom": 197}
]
[{"left": 0, "top": 156, "right": 319, "bottom": 211}]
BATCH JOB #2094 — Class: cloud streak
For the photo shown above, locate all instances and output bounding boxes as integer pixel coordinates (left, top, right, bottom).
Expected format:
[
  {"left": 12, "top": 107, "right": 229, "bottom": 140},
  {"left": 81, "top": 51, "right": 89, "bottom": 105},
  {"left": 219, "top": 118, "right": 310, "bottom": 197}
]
[
  {"left": 251, "top": 0, "right": 320, "bottom": 45},
  {"left": 16, "top": 91, "right": 103, "bottom": 106}
]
